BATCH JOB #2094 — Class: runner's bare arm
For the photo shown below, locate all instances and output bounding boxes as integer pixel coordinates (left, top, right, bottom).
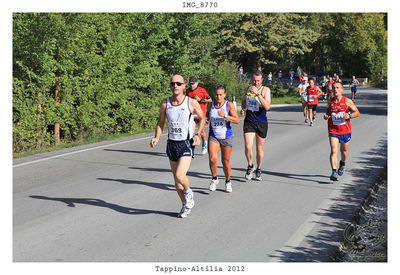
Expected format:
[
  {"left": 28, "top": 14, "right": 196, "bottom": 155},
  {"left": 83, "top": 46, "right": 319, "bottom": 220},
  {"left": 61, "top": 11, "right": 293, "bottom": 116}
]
[
  {"left": 241, "top": 87, "right": 248, "bottom": 115},
  {"left": 150, "top": 99, "right": 167, "bottom": 148},
  {"left": 316, "top": 86, "right": 323, "bottom": 96},
  {"left": 226, "top": 101, "right": 240, "bottom": 124},
  {"left": 324, "top": 97, "right": 332, "bottom": 120},
  {"left": 203, "top": 94, "right": 213, "bottom": 103},
  {"left": 190, "top": 98, "right": 206, "bottom": 146},
  {"left": 258, "top": 86, "right": 271, "bottom": 111},
  {"left": 344, "top": 98, "right": 360, "bottom": 120},
  {"left": 205, "top": 101, "right": 212, "bottom": 123}
]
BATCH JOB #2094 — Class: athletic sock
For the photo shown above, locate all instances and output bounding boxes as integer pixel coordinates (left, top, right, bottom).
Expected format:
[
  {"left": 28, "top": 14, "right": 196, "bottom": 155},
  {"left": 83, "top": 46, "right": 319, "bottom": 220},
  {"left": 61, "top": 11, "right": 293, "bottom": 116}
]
[
  {"left": 225, "top": 179, "right": 230, "bottom": 183},
  {"left": 184, "top": 189, "right": 192, "bottom": 195},
  {"left": 212, "top": 176, "right": 218, "bottom": 180},
  {"left": 340, "top": 160, "right": 345, "bottom": 166}
]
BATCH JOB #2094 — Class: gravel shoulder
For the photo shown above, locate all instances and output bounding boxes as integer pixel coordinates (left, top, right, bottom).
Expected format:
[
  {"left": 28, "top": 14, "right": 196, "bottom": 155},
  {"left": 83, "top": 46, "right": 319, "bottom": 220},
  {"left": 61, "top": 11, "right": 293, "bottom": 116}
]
[{"left": 335, "top": 165, "right": 387, "bottom": 262}]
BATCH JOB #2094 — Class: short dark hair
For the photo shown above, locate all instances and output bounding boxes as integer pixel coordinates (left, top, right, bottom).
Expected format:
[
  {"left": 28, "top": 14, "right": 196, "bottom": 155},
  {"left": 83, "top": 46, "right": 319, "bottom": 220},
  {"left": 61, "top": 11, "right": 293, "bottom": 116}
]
[
  {"left": 215, "top": 84, "right": 226, "bottom": 92},
  {"left": 333, "top": 81, "right": 343, "bottom": 87},
  {"left": 252, "top": 70, "right": 264, "bottom": 78}
]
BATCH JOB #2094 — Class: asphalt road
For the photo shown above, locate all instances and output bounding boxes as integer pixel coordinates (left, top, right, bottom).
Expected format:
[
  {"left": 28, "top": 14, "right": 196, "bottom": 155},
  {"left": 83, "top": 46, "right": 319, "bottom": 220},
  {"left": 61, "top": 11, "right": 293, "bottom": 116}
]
[{"left": 13, "top": 87, "right": 387, "bottom": 262}]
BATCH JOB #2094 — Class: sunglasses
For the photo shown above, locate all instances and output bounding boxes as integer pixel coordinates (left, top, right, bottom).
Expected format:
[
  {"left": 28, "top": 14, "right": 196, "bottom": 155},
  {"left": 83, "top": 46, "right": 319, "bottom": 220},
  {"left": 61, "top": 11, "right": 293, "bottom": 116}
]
[{"left": 170, "top": 82, "right": 183, "bottom": 86}]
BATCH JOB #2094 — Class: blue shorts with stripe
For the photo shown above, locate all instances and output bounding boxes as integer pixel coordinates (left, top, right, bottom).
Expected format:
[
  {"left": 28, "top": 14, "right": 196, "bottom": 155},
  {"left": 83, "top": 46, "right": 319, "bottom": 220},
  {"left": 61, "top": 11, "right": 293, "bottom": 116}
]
[
  {"left": 329, "top": 133, "right": 352, "bottom": 144},
  {"left": 166, "top": 139, "right": 194, "bottom": 161}
]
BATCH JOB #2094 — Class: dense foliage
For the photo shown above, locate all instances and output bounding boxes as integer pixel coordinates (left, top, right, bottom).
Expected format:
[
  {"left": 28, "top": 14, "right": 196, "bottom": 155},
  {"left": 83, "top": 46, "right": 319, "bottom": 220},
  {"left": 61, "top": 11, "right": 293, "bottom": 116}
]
[{"left": 13, "top": 13, "right": 387, "bottom": 153}]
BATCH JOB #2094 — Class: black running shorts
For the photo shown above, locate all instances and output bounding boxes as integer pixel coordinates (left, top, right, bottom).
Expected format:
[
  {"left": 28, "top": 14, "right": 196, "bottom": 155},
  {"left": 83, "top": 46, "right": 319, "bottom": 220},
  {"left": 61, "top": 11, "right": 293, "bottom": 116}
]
[
  {"left": 307, "top": 104, "right": 318, "bottom": 112},
  {"left": 243, "top": 121, "right": 268, "bottom": 139},
  {"left": 166, "top": 139, "right": 194, "bottom": 161}
]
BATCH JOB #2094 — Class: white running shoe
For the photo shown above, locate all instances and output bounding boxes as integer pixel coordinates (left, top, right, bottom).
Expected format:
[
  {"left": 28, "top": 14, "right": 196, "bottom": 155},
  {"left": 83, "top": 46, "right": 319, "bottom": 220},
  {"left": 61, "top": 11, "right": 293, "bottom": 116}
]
[
  {"left": 178, "top": 205, "right": 192, "bottom": 218},
  {"left": 201, "top": 143, "right": 208, "bottom": 155},
  {"left": 225, "top": 181, "right": 232, "bottom": 193},
  {"left": 245, "top": 165, "right": 255, "bottom": 180},
  {"left": 184, "top": 190, "right": 195, "bottom": 209},
  {"left": 178, "top": 203, "right": 186, "bottom": 217},
  {"left": 253, "top": 169, "right": 262, "bottom": 181},
  {"left": 310, "top": 121, "right": 313, "bottom": 127},
  {"left": 209, "top": 178, "right": 219, "bottom": 191}
]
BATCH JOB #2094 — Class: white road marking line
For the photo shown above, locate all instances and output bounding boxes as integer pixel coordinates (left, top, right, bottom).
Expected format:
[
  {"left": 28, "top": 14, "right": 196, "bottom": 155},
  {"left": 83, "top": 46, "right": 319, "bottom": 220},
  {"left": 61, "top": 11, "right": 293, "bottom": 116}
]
[{"left": 13, "top": 133, "right": 167, "bottom": 168}]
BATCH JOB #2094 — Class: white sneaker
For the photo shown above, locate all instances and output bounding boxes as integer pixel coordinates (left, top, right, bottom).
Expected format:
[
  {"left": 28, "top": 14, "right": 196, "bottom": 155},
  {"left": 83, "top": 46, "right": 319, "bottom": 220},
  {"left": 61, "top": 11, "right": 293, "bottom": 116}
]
[
  {"left": 178, "top": 203, "right": 186, "bottom": 217},
  {"left": 245, "top": 165, "right": 255, "bottom": 180},
  {"left": 178, "top": 205, "right": 192, "bottom": 218},
  {"left": 225, "top": 181, "right": 232, "bottom": 193},
  {"left": 209, "top": 178, "right": 219, "bottom": 191},
  {"left": 201, "top": 144, "right": 208, "bottom": 155},
  {"left": 184, "top": 190, "right": 195, "bottom": 209},
  {"left": 253, "top": 169, "right": 262, "bottom": 181}
]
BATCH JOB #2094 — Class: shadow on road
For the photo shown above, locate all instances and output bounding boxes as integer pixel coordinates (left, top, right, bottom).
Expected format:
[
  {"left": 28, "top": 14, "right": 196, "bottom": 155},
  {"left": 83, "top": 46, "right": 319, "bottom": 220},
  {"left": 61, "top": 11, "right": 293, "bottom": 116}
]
[
  {"left": 97, "top": 177, "right": 176, "bottom": 191},
  {"left": 29, "top": 195, "right": 178, "bottom": 217},
  {"left": 270, "top": 104, "right": 328, "bottom": 115},
  {"left": 357, "top": 105, "right": 387, "bottom": 116},
  {"left": 128, "top": 166, "right": 246, "bottom": 183},
  {"left": 98, "top": 174, "right": 209, "bottom": 195},
  {"left": 267, "top": 135, "right": 387, "bottom": 262},
  {"left": 268, "top": 119, "right": 305, "bottom": 126},
  {"left": 104, "top": 149, "right": 167, "bottom": 157},
  {"left": 231, "top": 167, "right": 330, "bottom": 185}
]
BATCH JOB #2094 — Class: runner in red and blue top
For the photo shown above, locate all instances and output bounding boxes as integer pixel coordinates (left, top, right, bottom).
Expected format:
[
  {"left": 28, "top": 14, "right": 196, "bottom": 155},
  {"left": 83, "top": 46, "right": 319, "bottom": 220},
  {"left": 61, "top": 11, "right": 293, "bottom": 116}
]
[
  {"left": 324, "top": 81, "right": 360, "bottom": 181},
  {"left": 306, "top": 79, "right": 323, "bottom": 127},
  {"left": 186, "top": 77, "right": 212, "bottom": 155}
]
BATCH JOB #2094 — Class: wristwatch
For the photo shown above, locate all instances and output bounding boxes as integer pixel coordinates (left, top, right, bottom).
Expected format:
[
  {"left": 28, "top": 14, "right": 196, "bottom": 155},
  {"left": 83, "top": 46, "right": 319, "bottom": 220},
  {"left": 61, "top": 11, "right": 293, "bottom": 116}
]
[
  {"left": 224, "top": 113, "right": 228, "bottom": 119},
  {"left": 349, "top": 112, "right": 352, "bottom": 119}
]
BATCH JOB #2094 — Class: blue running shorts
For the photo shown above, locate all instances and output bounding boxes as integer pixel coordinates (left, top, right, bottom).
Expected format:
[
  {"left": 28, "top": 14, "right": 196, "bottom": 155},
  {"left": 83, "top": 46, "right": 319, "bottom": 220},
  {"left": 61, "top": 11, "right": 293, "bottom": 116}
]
[
  {"left": 166, "top": 139, "right": 194, "bottom": 161},
  {"left": 329, "top": 133, "right": 352, "bottom": 144}
]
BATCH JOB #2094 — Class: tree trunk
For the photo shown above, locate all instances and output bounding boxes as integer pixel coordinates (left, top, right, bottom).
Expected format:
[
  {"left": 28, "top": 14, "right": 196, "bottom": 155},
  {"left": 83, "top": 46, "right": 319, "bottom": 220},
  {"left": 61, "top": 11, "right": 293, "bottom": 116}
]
[
  {"left": 54, "top": 87, "right": 60, "bottom": 146},
  {"left": 36, "top": 100, "right": 43, "bottom": 149},
  {"left": 255, "top": 49, "right": 263, "bottom": 72}
]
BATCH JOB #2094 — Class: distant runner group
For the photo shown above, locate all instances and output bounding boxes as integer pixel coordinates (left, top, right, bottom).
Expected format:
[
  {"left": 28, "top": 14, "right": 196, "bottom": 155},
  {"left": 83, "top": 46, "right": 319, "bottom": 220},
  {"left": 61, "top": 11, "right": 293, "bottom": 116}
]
[{"left": 150, "top": 71, "right": 360, "bottom": 218}]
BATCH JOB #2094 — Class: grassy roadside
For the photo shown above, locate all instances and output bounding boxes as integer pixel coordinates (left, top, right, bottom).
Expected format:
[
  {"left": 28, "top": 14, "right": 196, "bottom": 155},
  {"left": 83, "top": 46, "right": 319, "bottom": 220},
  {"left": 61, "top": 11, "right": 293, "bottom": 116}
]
[
  {"left": 13, "top": 129, "right": 153, "bottom": 159},
  {"left": 271, "top": 96, "right": 301, "bottom": 105},
  {"left": 13, "top": 94, "right": 301, "bottom": 159}
]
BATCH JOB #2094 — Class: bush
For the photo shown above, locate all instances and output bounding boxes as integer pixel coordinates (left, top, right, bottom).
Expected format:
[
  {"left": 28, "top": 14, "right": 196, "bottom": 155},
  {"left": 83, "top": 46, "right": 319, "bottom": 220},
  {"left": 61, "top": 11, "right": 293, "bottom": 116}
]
[{"left": 269, "top": 84, "right": 285, "bottom": 98}]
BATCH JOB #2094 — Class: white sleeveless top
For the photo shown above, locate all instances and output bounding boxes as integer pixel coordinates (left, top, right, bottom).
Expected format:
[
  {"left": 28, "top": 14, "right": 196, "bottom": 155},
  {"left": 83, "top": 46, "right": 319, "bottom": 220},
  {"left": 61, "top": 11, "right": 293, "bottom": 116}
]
[
  {"left": 209, "top": 100, "right": 232, "bottom": 139},
  {"left": 166, "top": 96, "right": 194, "bottom": 141}
]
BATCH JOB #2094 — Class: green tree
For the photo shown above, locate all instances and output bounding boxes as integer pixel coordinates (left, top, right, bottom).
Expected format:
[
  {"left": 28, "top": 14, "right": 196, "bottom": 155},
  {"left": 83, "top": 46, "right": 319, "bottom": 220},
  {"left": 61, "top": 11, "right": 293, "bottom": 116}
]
[{"left": 217, "top": 13, "right": 317, "bottom": 73}]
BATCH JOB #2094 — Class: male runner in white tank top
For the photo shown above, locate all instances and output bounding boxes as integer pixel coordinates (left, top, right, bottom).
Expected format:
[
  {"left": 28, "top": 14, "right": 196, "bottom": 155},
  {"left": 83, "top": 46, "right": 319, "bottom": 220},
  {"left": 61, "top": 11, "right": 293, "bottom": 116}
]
[{"left": 150, "top": 75, "right": 206, "bottom": 218}]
